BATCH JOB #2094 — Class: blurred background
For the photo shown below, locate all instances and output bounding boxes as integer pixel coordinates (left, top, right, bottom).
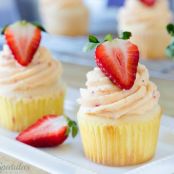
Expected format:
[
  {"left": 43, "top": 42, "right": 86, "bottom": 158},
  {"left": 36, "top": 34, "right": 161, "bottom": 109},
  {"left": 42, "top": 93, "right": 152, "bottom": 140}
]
[
  {"left": 0, "top": 0, "right": 123, "bottom": 32},
  {"left": 0, "top": 0, "right": 123, "bottom": 36},
  {"left": 0, "top": 0, "right": 173, "bottom": 34}
]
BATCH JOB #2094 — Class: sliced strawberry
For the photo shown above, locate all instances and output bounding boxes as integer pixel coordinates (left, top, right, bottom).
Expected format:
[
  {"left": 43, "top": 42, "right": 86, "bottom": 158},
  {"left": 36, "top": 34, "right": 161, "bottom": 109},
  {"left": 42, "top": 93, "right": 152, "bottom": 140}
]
[
  {"left": 16, "top": 115, "right": 68, "bottom": 147},
  {"left": 95, "top": 39, "right": 139, "bottom": 90},
  {"left": 140, "top": 0, "right": 156, "bottom": 7},
  {"left": 4, "top": 21, "right": 41, "bottom": 66}
]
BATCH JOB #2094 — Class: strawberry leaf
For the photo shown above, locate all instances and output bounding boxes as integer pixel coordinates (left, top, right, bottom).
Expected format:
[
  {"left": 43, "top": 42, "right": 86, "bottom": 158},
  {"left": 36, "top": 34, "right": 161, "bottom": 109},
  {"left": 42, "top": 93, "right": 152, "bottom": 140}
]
[
  {"left": 66, "top": 127, "right": 70, "bottom": 136},
  {"left": 63, "top": 114, "right": 78, "bottom": 138},
  {"left": 166, "top": 41, "right": 174, "bottom": 59},
  {"left": 104, "top": 34, "right": 113, "bottom": 41},
  {"left": 119, "top": 31, "right": 132, "bottom": 40},
  {"left": 68, "top": 120, "right": 73, "bottom": 127},
  {"left": 72, "top": 126, "right": 78, "bottom": 138},
  {"left": 166, "top": 24, "right": 174, "bottom": 59},
  {"left": 89, "top": 35, "right": 100, "bottom": 43},
  {"left": 1, "top": 24, "right": 9, "bottom": 34},
  {"left": 31, "top": 21, "right": 47, "bottom": 32},
  {"left": 83, "top": 42, "right": 100, "bottom": 52},
  {"left": 68, "top": 120, "right": 76, "bottom": 127},
  {"left": 167, "top": 23, "right": 174, "bottom": 36}
]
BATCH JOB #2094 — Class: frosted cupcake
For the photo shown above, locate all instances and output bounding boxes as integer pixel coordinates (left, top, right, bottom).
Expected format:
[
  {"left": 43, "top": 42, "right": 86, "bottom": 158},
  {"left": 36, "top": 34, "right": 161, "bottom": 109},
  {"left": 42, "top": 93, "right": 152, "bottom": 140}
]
[
  {"left": 0, "top": 21, "right": 65, "bottom": 131},
  {"left": 77, "top": 33, "right": 162, "bottom": 166},
  {"left": 39, "top": 0, "right": 89, "bottom": 36},
  {"left": 118, "top": 0, "right": 172, "bottom": 59}
]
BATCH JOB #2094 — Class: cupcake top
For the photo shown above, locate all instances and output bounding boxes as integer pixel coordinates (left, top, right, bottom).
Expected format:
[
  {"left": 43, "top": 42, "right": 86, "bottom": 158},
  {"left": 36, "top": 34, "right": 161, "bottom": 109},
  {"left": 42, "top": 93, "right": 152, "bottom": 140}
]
[
  {"left": 118, "top": 0, "right": 172, "bottom": 31},
  {"left": 0, "top": 45, "right": 62, "bottom": 97},
  {"left": 0, "top": 21, "right": 63, "bottom": 98},
  {"left": 78, "top": 34, "right": 160, "bottom": 119},
  {"left": 78, "top": 64, "right": 159, "bottom": 119}
]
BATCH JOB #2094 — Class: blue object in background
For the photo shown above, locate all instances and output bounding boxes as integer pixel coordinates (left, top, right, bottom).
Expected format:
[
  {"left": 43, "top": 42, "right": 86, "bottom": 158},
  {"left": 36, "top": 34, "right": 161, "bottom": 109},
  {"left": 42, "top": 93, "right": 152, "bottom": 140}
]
[
  {"left": 16, "top": 0, "right": 39, "bottom": 22},
  {"left": 108, "top": 0, "right": 174, "bottom": 9},
  {"left": 0, "top": 0, "right": 20, "bottom": 27},
  {"left": 108, "top": 0, "right": 125, "bottom": 7}
]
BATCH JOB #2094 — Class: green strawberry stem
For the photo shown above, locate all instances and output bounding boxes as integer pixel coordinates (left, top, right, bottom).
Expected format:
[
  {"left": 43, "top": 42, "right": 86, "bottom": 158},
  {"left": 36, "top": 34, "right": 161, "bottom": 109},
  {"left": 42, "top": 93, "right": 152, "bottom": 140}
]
[
  {"left": 83, "top": 31, "right": 132, "bottom": 52},
  {"left": 63, "top": 114, "right": 78, "bottom": 138}
]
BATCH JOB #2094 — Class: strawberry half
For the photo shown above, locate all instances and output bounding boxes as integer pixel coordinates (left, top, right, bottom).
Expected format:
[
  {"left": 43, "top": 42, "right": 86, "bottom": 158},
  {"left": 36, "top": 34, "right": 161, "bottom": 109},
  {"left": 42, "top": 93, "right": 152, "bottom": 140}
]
[
  {"left": 140, "top": 0, "right": 156, "bottom": 7},
  {"left": 16, "top": 115, "right": 78, "bottom": 147},
  {"left": 4, "top": 21, "right": 41, "bottom": 66},
  {"left": 95, "top": 39, "right": 139, "bottom": 90}
]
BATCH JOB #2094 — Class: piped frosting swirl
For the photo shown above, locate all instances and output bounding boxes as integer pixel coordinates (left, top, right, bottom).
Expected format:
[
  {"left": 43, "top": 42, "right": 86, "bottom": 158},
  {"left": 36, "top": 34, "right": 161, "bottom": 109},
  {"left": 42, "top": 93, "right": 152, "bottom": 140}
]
[
  {"left": 0, "top": 44, "right": 63, "bottom": 97},
  {"left": 78, "top": 64, "right": 160, "bottom": 119}
]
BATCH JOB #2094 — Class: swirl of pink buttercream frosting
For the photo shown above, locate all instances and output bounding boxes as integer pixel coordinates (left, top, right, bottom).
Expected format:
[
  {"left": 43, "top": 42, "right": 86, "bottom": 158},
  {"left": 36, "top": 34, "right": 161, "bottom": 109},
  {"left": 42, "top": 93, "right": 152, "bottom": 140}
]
[
  {"left": 78, "top": 64, "right": 160, "bottom": 119},
  {"left": 0, "top": 44, "right": 63, "bottom": 96}
]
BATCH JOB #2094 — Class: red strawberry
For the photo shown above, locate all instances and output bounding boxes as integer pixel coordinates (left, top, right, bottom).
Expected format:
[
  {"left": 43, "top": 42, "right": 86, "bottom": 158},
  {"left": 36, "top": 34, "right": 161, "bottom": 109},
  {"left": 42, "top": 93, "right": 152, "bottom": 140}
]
[
  {"left": 140, "top": 0, "right": 156, "bottom": 7},
  {"left": 16, "top": 115, "right": 78, "bottom": 147},
  {"left": 95, "top": 39, "right": 139, "bottom": 90},
  {"left": 4, "top": 21, "right": 41, "bottom": 66}
]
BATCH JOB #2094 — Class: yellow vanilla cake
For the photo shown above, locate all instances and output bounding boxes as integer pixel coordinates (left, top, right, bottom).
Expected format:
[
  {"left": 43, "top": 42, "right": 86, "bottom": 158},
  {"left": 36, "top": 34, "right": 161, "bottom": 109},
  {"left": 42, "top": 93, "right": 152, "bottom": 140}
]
[
  {"left": 0, "top": 21, "right": 65, "bottom": 131},
  {"left": 118, "top": 0, "right": 172, "bottom": 59},
  {"left": 77, "top": 35, "right": 162, "bottom": 166}
]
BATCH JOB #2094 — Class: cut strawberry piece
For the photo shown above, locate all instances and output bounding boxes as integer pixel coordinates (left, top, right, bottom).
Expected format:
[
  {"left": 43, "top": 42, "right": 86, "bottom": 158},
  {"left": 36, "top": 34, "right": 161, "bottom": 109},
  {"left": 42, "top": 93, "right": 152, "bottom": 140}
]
[
  {"left": 16, "top": 115, "right": 68, "bottom": 147},
  {"left": 140, "top": 0, "right": 156, "bottom": 7},
  {"left": 95, "top": 39, "right": 139, "bottom": 90},
  {"left": 4, "top": 21, "right": 41, "bottom": 66}
]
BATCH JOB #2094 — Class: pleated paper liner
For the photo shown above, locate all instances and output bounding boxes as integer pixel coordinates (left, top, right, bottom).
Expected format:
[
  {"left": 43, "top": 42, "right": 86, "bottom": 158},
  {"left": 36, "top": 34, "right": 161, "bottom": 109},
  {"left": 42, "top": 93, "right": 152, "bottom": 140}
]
[
  {"left": 78, "top": 106, "right": 162, "bottom": 166},
  {"left": 0, "top": 92, "right": 65, "bottom": 131}
]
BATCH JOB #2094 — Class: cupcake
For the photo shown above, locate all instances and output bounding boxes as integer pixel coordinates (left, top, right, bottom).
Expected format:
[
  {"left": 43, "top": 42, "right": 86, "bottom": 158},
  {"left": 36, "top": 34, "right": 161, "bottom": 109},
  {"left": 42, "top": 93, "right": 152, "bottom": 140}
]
[
  {"left": 0, "top": 21, "right": 65, "bottom": 131},
  {"left": 118, "top": 0, "right": 172, "bottom": 60},
  {"left": 77, "top": 33, "right": 162, "bottom": 166},
  {"left": 39, "top": 0, "right": 89, "bottom": 36}
]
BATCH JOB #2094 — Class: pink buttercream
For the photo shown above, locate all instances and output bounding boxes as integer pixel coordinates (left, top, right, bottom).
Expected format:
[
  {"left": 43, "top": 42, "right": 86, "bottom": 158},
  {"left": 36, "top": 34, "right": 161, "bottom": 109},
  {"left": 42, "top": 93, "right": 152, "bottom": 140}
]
[
  {"left": 78, "top": 64, "right": 160, "bottom": 119},
  {"left": 0, "top": 44, "right": 63, "bottom": 97}
]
